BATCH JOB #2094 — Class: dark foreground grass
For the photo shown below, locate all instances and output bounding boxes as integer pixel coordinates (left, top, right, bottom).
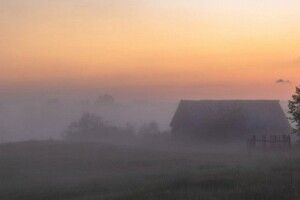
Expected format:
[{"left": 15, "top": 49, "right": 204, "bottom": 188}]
[{"left": 0, "top": 141, "right": 299, "bottom": 200}]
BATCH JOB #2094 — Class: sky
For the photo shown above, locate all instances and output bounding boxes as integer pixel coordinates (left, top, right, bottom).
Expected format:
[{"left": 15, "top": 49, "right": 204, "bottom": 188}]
[{"left": 1, "top": 0, "right": 300, "bottom": 100}]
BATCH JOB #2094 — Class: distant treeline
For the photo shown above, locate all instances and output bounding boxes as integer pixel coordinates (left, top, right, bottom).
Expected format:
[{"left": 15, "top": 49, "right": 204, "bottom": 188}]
[{"left": 64, "top": 113, "right": 168, "bottom": 142}]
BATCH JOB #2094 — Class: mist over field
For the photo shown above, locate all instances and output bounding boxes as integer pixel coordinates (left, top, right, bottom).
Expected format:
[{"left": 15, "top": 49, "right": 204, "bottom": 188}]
[
  {"left": 1, "top": 92, "right": 300, "bottom": 200},
  {"left": 0, "top": 91, "right": 292, "bottom": 144},
  {"left": 2, "top": 0, "right": 300, "bottom": 199},
  {"left": 0, "top": 92, "right": 178, "bottom": 143}
]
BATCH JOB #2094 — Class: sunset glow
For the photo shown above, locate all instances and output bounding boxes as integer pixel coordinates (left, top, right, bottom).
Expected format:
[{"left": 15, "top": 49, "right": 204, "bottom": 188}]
[{"left": 1, "top": 0, "right": 300, "bottom": 99}]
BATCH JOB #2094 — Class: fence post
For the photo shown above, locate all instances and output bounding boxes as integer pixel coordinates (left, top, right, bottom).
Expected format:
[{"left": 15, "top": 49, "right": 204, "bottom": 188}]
[{"left": 262, "top": 135, "right": 267, "bottom": 149}]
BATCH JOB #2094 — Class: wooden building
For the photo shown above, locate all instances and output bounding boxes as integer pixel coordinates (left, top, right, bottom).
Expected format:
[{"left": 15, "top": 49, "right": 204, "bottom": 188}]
[{"left": 170, "top": 100, "right": 291, "bottom": 142}]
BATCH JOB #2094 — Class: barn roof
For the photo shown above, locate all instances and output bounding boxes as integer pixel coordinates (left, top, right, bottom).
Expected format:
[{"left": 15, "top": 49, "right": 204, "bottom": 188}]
[{"left": 171, "top": 100, "right": 291, "bottom": 134}]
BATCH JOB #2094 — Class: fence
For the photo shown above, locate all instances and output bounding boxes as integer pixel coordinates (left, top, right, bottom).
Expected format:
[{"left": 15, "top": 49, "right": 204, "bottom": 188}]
[{"left": 247, "top": 134, "right": 291, "bottom": 150}]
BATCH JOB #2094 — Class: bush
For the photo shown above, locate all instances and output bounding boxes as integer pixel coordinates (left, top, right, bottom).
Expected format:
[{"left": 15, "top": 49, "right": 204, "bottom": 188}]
[{"left": 64, "top": 113, "right": 134, "bottom": 142}]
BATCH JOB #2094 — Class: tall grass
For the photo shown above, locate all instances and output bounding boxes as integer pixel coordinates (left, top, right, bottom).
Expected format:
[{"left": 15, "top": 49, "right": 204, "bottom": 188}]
[{"left": 0, "top": 141, "right": 299, "bottom": 200}]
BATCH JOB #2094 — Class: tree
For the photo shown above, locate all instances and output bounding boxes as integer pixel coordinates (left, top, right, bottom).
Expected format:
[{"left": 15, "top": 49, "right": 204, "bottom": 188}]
[
  {"left": 64, "top": 113, "right": 105, "bottom": 140},
  {"left": 288, "top": 86, "right": 300, "bottom": 134},
  {"left": 64, "top": 113, "right": 135, "bottom": 141}
]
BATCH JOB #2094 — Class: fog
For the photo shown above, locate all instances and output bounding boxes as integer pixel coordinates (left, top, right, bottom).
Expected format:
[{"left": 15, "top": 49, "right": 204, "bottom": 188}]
[
  {"left": 1, "top": 91, "right": 300, "bottom": 200},
  {"left": 0, "top": 91, "right": 292, "bottom": 143},
  {"left": 0, "top": 92, "right": 178, "bottom": 143}
]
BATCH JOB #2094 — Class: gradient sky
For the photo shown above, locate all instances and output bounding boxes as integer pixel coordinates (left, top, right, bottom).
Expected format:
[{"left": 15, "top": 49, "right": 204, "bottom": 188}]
[{"left": 1, "top": 0, "right": 299, "bottom": 100}]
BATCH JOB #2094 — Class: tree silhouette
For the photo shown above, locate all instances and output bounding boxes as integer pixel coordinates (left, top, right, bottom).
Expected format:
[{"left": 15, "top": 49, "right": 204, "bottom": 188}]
[
  {"left": 288, "top": 86, "right": 300, "bottom": 134},
  {"left": 64, "top": 113, "right": 135, "bottom": 141}
]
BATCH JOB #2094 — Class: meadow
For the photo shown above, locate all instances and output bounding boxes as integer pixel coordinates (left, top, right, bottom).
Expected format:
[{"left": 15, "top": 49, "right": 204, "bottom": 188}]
[{"left": 0, "top": 140, "right": 299, "bottom": 200}]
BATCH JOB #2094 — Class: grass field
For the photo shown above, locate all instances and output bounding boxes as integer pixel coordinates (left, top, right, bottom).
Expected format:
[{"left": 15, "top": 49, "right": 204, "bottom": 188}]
[{"left": 0, "top": 140, "right": 299, "bottom": 200}]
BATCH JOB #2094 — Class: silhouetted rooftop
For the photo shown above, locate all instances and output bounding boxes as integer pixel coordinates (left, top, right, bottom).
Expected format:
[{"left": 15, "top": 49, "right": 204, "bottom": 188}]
[{"left": 171, "top": 100, "right": 291, "bottom": 136}]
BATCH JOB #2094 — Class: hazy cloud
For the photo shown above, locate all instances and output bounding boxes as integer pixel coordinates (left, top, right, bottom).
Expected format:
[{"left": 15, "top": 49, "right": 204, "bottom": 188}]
[{"left": 276, "top": 79, "right": 291, "bottom": 84}]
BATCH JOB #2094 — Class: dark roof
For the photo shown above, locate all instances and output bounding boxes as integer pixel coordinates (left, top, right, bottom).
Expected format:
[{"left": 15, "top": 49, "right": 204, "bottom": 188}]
[{"left": 171, "top": 100, "right": 291, "bottom": 134}]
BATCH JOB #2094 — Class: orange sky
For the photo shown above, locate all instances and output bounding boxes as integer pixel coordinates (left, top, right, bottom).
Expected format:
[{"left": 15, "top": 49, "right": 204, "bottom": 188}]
[{"left": 1, "top": 0, "right": 299, "bottom": 99}]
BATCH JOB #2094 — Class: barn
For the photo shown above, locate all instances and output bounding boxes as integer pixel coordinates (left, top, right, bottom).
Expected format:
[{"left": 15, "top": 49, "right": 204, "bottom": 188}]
[{"left": 170, "top": 100, "right": 291, "bottom": 142}]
